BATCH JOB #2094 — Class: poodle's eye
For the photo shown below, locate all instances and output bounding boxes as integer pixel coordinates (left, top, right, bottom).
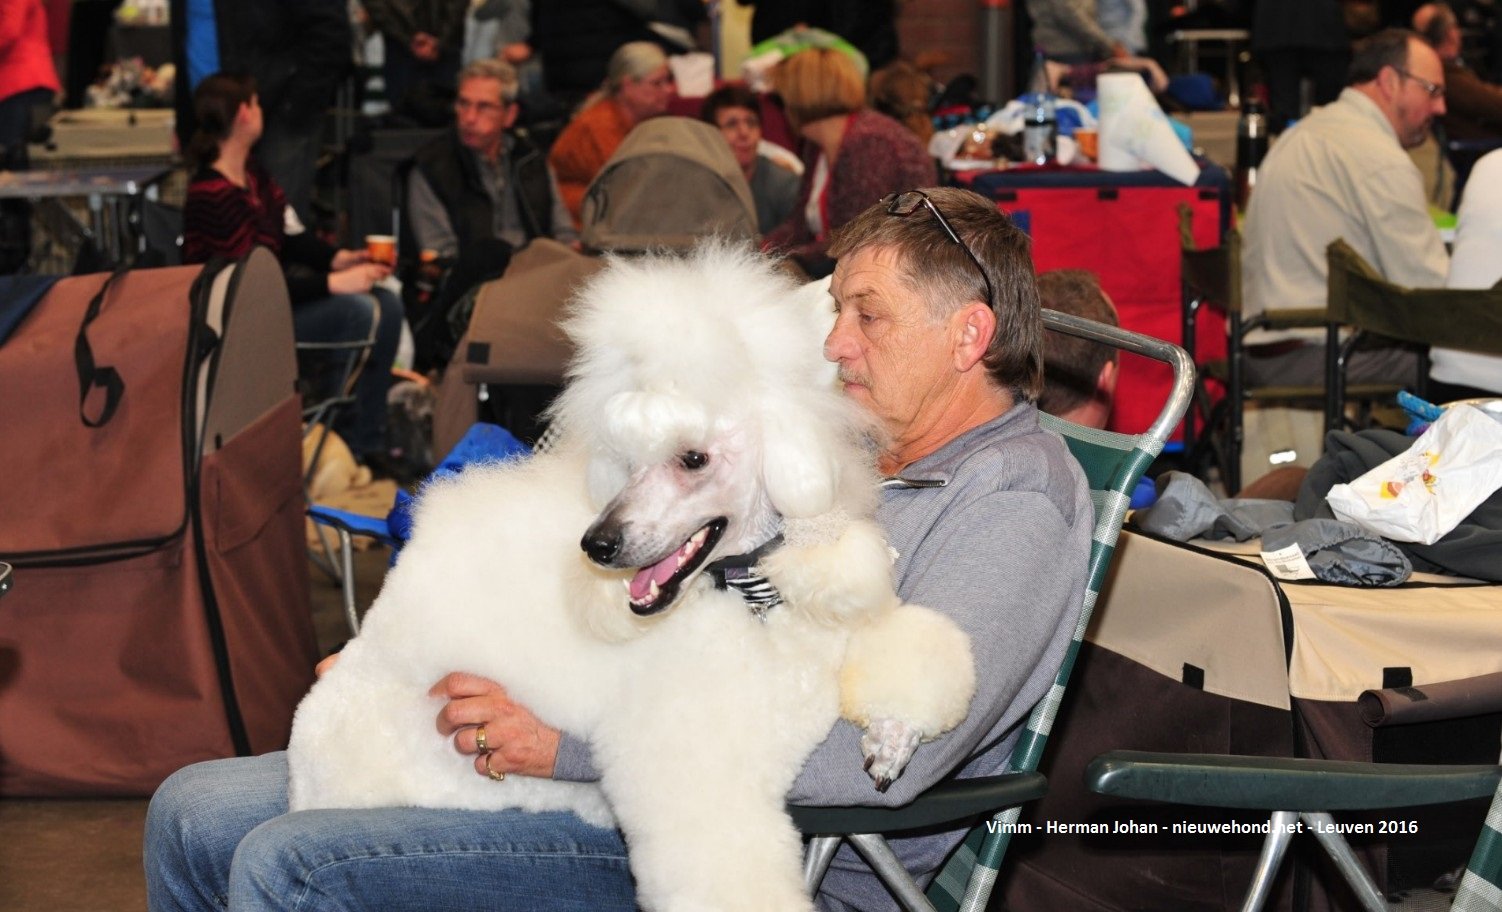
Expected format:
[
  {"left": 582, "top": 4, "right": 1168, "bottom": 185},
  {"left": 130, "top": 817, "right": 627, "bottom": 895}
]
[{"left": 679, "top": 451, "right": 709, "bottom": 470}]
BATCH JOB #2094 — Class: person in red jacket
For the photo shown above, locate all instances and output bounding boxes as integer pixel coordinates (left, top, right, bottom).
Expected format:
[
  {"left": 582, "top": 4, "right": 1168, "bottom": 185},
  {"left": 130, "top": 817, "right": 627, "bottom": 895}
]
[
  {"left": 762, "top": 47, "right": 936, "bottom": 278},
  {"left": 0, "top": 0, "right": 60, "bottom": 153}
]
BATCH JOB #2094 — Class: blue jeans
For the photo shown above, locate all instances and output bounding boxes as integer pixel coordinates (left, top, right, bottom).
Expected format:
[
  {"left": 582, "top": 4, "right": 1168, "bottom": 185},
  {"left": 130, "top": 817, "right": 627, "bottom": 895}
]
[
  {"left": 293, "top": 287, "right": 403, "bottom": 460},
  {"left": 144, "top": 752, "right": 637, "bottom": 912}
]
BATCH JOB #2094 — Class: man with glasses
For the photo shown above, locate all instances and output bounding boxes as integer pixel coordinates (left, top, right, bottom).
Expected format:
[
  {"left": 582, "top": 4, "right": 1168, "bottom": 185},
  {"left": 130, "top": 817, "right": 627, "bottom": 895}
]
[
  {"left": 409, "top": 59, "right": 576, "bottom": 262},
  {"left": 1242, "top": 28, "right": 1449, "bottom": 387},
  {"left": 144, "top": 187, "right": 1094, "bottom": 911},
  {"left": 406, "top": 58, "right": 576, "bottom": 368}
]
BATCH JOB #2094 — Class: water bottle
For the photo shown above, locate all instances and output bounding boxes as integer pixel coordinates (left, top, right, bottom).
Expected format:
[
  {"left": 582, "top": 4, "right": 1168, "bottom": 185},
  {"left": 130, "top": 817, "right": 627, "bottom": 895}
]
[
  {"left": 1235, "top": 97, "right": 1268, "bottom": 211},
  {"left": 1023, "top": 50, "right": 1057, "bottom": 166}
]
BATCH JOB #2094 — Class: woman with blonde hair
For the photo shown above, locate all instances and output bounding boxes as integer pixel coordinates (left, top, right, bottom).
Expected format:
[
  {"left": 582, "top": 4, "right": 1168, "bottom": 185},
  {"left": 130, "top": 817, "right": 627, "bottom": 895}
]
[
  {"left": 762, "top": 47, "right": 936, "bottom": 277},
  {"left": 548, "top": 41, "right": 674, "bottom": 224}
]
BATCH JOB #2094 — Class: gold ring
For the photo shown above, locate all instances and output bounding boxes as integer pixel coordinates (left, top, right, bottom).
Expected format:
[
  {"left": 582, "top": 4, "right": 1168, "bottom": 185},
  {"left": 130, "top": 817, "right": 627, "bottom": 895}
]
[
  {"left": 474, "top": 725, "right": 489, "bottom": 754},
  {"left": 483, "top": 750, "right": 506, "bottom": 782}
]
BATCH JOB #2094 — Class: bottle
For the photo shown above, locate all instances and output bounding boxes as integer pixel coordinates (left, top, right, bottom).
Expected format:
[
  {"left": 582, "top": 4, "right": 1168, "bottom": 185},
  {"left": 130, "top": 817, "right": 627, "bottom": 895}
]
[
  {"left": 1023, "top": 50, "right": 1057, "bottom": 167},
  {"left": 1235, "top": 96, "right": 1268, "bottom": 211}
]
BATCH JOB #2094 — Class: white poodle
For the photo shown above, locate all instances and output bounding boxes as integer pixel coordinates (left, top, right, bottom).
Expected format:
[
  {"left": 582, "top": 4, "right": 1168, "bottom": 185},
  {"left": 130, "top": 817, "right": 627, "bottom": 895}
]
[{"left": 286, "top": 243, "right": 976, "bottom": 912}]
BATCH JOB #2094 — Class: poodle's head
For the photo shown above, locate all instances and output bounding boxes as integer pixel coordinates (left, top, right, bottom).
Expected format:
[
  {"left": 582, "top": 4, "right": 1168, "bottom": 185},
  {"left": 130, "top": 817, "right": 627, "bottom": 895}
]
[{"left": 548, "top": 242, "right": 876, "bottom": 628}]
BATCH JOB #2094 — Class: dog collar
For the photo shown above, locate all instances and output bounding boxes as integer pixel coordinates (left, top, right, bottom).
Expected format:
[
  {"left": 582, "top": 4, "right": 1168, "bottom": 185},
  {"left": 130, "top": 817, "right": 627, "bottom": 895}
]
[{"left": 705, "top": 534, "right": 785, "bottom": 620}]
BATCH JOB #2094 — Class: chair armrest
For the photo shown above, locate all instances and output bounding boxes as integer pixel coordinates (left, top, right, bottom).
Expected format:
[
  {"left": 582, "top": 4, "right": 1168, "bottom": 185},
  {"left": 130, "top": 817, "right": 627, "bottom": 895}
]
[
  {"left": 789, "top": 771, "right": 1047, "bottom": 835},
  {"left": 1086, "top": 750, "right": 1502, "bottom": 811},
  {"left": 1247, "top": 308, "right": 1330, "bottom": 332},
  {"left": 308, "top": 505, "right": 399, "bottom": 548}
]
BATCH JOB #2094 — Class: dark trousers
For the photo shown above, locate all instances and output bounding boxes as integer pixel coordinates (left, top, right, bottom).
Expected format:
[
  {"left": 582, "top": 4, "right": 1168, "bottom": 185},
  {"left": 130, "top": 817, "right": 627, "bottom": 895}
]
[{"left": 1260, "top": 48, "right": 1348, "bottom": 132}]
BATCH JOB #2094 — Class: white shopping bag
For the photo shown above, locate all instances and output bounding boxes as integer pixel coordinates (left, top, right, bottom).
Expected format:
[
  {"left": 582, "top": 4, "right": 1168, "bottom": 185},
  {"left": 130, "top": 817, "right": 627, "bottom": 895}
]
[{"left": 1327, "top": 405, "right": 1502, "bottom": 544}]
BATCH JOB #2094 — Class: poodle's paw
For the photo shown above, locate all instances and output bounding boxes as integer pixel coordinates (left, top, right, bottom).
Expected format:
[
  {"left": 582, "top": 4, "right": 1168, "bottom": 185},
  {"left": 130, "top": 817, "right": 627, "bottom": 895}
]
[{"left": 860, "top": 718, "right": 924, "bottom": 792}]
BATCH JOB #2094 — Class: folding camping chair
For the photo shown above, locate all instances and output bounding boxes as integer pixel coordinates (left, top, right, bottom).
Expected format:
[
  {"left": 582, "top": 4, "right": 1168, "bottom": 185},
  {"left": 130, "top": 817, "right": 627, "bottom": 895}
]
[
  {"left": 1087, "top": 697, "right": 1502, "bottom": 911},
  {"left": 792, "top": 307, "right": 1195, "bottom": 912},
  {"left": 1324, "top": 238, "right": 1502, "bottom": 430}
]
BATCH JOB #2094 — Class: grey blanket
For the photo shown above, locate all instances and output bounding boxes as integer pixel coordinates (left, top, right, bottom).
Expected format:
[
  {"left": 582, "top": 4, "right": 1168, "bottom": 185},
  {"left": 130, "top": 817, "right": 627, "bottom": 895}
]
[{"left": 1136, "top": 471, "right": 1413, "bottom": 586}]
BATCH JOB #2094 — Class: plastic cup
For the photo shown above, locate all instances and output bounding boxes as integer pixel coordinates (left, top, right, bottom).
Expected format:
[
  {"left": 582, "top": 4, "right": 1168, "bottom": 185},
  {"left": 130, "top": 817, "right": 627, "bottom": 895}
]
[
  {"left": 365, "top": 235, "right": 397, "bottom": 266},
  {"left": 1075, "top": 128, "right": 1099, "bottom": 161}
]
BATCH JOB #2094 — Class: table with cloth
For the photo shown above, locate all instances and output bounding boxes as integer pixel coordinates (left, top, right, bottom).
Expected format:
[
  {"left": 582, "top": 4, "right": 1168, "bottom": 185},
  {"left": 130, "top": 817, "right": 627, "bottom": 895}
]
[{"left": 998, "top": 528, "right": 1502, "bottom": 911}]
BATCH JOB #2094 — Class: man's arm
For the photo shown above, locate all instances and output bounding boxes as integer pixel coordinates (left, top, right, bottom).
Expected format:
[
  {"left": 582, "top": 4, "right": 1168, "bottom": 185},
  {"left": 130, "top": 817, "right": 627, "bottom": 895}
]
[
  {"left": 1360, "top": 162, "right": 1449, "bottom": 288},
  {"left": 545, "top": 165, "right": 580, "bottom": 245},
  {"left": 787, "top": 488, "right": 1086, "bottom": 807},
  {"left": 1445, "top": 67, "right": 1502, "bottom": 133},
  {"left": 1037, "top": 0, "right": 1122, "bottom": 59},
  {"left": 362, "top": 0, "right": 417, "bottom": 48},
  {"left": 407, "top": 169, "right": 461, "bottom": 259}
]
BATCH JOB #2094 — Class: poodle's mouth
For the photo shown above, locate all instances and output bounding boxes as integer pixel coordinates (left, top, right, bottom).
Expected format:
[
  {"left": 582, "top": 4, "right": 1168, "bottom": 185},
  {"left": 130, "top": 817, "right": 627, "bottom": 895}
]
[{"left": 625, "top": 518, "right": 727, "bottom": 616}]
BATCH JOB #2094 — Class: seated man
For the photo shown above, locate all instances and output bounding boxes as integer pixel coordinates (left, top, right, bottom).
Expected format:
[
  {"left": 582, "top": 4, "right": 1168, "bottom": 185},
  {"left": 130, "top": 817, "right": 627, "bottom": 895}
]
[
  {"left": 408, "top": 58, "right": 576, "bottom": 259},
  {"left": 143, "top": 187, "right": 1093, "bottom": 912},
  {"left": 1414, "top": 3, "right": 1502, "bottom": 143},
  {"left": 406, "top": 58, "right": 576, "bottom": 369},
  {"left": 699, "top": 83, "right": 800, "bottom": 236},
  {"left": 1036, "top": 268, "right": 1119, "bottom": 429},
  {"left": 1241, "top": 28, "right": 1448, "bottom": 387}
]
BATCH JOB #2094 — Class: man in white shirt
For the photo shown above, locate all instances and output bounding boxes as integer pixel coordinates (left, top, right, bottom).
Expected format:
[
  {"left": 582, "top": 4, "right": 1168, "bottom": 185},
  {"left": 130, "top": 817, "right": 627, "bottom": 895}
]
[{"left": 1241, "top": 29, "right": 1449, "bottom": 386}]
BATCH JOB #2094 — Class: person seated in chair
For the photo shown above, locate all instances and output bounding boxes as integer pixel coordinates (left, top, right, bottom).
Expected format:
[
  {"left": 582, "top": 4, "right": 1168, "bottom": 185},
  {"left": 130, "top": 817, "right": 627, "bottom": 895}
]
[
  {"left": 181, "top": 73, "right": 404, "bottom": 475},
  {"left": 699, "top": 83, "right": 800, "bottom": 236},
  {"left": 1036, "top": 268, "right": 1119, "bottom": 430},
  {"left": 1241, "top": 29, "right": 1449, "bottom": 388},
  {"left": 406, "top": 58, "right": 577, "bottom": 371},
  {"left": 143, "top": 187, "right": 1093, "bottom": 912},
  {"left": 408, "top": 58, "right": 577, "bottom": 261}
]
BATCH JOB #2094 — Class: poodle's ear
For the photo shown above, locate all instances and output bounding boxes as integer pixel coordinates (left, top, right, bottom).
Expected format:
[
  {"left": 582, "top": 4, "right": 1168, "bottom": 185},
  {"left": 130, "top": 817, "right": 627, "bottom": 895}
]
[{"left": 762, "top": 415, "right": 840, "bottom": 519}]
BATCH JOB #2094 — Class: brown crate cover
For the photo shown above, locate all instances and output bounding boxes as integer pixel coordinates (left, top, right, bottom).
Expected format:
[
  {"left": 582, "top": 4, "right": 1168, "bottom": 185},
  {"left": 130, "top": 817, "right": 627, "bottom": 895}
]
[{"left": 0, "top": 250, "right": 317, "bottom": 795}]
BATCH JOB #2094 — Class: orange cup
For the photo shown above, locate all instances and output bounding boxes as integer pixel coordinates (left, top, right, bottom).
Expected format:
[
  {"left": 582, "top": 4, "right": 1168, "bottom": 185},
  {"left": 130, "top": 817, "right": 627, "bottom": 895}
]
[
  {"left": 365, "top": 234, "right": 397, "bottom": 266},
  {"left": 1074, "top": 128, "right": 1099, "bottom": 162}
]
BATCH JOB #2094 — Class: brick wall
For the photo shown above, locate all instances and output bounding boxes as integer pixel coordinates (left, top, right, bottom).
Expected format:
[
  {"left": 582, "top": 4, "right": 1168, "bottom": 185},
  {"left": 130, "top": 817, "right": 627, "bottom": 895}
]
[{"left": 897, "top": 0, "right": 983, "bottom": 80}]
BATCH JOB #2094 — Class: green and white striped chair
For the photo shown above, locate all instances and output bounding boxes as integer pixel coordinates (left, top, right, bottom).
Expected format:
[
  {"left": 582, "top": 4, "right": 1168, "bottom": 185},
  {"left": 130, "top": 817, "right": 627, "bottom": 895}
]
[
  {"left": 1087, "top": 744, "right": 1502, "bottom": 911},
  {"left": 791, "top": 308, "right": 1195, "bottom": 912}
]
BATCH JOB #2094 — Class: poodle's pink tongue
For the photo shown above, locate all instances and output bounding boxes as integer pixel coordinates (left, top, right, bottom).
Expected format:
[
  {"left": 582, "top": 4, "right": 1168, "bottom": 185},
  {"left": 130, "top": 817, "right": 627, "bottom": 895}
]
[{"left": 628, "top": 537, "right": 700, "bottom": 602}]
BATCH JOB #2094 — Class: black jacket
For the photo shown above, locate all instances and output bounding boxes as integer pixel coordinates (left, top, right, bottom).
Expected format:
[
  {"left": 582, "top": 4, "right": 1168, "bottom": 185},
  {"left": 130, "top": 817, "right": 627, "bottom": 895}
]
[
  {"left": 411, "top": 130, "right": 555, "bottom": 252},
  {"left": 170, "top": 0, "right": 352, "bottom": 148}
]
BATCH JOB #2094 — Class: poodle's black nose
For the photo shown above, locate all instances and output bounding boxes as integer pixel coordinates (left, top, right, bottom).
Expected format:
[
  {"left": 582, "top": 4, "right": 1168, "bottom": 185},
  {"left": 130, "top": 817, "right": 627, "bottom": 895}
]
[{"left": 581, "top": 528, "right": 622, "bottom": 565}]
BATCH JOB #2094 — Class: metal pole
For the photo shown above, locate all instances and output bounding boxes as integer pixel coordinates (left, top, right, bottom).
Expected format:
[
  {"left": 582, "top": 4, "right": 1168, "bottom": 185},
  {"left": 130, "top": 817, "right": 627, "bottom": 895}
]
[{"left": 980, "top": 0, "right": 1015, "bottom": 105}]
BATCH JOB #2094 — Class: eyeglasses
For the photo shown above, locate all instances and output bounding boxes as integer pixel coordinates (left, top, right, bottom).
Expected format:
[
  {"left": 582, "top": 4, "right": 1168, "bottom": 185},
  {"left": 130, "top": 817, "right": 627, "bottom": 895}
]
[
  {"left": 883, "top": 190, "right": 995, "bottom": 309},
  {"left": 1394, "top": 67, "right": 1445, "bottom": 98},
  {"left": 454, "top": 98, "right": 509, "bottom": 115}
]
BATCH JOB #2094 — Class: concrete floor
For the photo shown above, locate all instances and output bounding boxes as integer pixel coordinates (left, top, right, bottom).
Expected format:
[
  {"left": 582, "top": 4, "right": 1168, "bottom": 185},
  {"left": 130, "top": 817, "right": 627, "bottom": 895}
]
[{"left": 0, "top": 546, "right": 389, "bottom": 912}]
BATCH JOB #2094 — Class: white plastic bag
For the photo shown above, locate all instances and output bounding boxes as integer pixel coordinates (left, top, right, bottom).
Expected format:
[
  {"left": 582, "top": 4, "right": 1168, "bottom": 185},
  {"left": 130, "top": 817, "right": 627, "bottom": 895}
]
[{"left": 1327, "top": 405, "right": 1502, "bottom": 544}]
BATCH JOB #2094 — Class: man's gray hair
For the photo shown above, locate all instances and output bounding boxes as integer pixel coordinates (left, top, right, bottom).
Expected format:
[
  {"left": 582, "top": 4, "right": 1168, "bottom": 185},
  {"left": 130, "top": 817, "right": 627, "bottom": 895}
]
[
  {"left": 459, "top": 58, "right": 520, "bottom": 103},
  {"left": 606, "top": 41, "right": 668, "bottom": 95}
]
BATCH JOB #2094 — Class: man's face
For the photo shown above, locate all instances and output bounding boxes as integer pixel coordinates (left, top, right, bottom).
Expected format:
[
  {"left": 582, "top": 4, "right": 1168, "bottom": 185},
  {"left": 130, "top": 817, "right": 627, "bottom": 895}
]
[
  {"left": 1390, "top": 42, "right": 1447, "bottom": 148},
  {"left": 454, "top": 77, "right": 516, "bottom": 156},
  {"left": 712, "top": 105, "right": 762, "bottom": 171},
  {"left": 617, "top": 64, "right": 674, "bottom": 122},
  {"left": 824, "top": 245, "right": 960, "bottom": 441}
]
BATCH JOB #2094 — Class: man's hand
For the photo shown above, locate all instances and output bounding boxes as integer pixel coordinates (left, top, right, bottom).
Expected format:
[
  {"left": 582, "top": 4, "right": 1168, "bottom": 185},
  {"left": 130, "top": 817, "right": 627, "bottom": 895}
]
[
  {"left": 411, "top": 31, "right": 440, "bottom": 63},
  {"left": 326, "top": 263, "right": 390, "bottom": 295},
  {"left": 501, "top": 42, "right": 532, "bottom": 65},
  {"left": 430, "top": 672, "right": 562, "bottom": 780}
]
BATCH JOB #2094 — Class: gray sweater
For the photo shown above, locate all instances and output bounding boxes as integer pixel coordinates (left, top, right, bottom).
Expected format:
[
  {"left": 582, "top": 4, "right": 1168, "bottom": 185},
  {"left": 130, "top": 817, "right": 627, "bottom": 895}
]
[{"left": 796, "top": 402, "right": 1093, "bottom": 911}]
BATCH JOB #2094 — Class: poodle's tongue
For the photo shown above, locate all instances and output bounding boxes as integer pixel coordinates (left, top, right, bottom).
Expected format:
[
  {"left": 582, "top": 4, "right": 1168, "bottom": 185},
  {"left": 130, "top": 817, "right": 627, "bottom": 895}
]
[{"left": 628, "top": 531, "right": 708, "bottom": 602}]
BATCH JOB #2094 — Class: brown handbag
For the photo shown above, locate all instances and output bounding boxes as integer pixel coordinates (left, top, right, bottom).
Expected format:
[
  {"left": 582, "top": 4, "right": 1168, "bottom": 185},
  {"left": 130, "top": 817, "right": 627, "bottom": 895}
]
[{"left": 0, "top": 248, "right": 318, "bottom": 796}]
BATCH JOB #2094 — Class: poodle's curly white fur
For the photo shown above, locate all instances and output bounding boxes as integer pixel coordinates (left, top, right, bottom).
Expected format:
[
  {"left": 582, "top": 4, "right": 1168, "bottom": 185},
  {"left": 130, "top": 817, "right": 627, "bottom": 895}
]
[{"left": 286, "top": 243, "right": 975, "bottom": 912}]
